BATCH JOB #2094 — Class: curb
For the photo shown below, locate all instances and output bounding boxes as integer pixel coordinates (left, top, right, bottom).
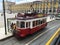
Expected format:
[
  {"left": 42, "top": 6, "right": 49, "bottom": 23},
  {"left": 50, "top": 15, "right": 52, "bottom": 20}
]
[{"left": 0, "top": 35, "right": 13, "bottom": 41}]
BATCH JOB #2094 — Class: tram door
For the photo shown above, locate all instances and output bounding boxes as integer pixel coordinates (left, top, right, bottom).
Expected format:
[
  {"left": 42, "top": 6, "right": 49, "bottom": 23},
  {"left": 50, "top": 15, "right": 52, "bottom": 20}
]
[{"left": 7, "top": 19, "right": 16, "bottom": 33}]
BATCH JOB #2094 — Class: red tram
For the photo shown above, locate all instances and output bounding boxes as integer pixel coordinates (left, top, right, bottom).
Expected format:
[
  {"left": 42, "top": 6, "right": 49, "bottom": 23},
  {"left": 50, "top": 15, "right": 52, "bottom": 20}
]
[{"left": 11, "top": 12, "right": 47, "bottom": 38}]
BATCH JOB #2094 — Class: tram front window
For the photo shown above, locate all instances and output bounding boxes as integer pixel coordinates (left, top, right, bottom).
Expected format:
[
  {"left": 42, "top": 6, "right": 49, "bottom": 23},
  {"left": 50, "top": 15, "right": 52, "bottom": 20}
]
[
  {"left": 17, "top": 21, "right": 19, "bottom": 27},
  {"left": 20, "top": 22, "right": 25, "bottom": 28}
]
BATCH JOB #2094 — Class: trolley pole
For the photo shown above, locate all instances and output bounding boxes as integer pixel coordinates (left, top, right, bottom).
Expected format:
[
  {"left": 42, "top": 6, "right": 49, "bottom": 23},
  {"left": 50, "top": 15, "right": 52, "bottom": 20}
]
[{"left": 3, "top": 0, "right": 7, "bottom": 35}]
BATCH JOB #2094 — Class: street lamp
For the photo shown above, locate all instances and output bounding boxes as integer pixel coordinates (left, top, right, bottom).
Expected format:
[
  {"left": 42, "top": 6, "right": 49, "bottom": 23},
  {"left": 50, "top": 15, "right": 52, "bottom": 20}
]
[{"left": 3, "top": 0, "right": 7, "bottom": 35}]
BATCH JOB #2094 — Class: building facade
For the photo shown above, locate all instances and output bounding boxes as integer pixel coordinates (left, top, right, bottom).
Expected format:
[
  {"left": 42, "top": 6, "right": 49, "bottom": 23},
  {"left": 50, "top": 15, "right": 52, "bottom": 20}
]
[
  {"left": 5, "top": 1, "right": 15, "bottom": 13},
  {"left": 8, "top": 0, "right": 59, "bottom": 15}
]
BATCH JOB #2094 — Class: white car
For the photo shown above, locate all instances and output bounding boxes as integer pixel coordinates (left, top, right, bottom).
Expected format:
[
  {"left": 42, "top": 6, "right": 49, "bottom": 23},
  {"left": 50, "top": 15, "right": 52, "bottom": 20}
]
[{"left": 56, "top": 15, "right": 60, "bottom": 20}]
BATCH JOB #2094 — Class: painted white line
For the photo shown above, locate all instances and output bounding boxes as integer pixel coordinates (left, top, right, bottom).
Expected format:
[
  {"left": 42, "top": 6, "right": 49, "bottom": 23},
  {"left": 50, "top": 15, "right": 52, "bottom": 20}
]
[{"left": 25, "top": 24, "right": 60, "bottom": 45}]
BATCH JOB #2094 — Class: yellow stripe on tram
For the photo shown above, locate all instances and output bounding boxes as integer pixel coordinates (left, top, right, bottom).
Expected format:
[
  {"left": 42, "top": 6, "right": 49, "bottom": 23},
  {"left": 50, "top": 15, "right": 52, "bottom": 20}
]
[{"left": 46, "top": 28, "right": 60, "bottom": 45}]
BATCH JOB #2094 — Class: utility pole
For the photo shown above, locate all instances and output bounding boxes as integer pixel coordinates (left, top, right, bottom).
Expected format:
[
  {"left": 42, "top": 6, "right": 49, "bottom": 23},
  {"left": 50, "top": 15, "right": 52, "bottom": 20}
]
[{"left": 3, "top": 0, "right": 7, "bottom": 35}]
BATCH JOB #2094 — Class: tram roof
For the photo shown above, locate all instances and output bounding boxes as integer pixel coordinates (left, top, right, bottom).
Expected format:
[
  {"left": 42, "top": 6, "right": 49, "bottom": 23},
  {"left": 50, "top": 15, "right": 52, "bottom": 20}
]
[
  {"left": 7, "top": 12, "right": 47, "bottom": 20},
  {"left": 16, "top": 16, "right": 46, "bottom": 20},
  {"left": 16, "top": 12, "right": 47, "bottom": 20},
  {"left": 7, "top": 16, "right": 46, "bottom": 21}
]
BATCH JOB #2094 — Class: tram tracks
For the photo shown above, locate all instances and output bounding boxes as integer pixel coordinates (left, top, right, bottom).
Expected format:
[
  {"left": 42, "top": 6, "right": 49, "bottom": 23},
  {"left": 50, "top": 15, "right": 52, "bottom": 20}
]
[
  {"left": 25, "top": 23, "right": 60, "bottom": 45},
  {"left": 6, "top": 20, "right": 59, "bottom": 45},
  {"left": 0, "top": 20, "right": 60, "bottom": 45}
]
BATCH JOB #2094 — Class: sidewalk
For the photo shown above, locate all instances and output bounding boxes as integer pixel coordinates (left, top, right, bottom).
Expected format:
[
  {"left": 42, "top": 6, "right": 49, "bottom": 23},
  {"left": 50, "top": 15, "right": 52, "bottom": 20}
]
[
  {"left": 0, "top": 13, "right": 16, "bottom": 40},
  {"left": 0, "top": 27, "right": 12, "bottom": 40}
]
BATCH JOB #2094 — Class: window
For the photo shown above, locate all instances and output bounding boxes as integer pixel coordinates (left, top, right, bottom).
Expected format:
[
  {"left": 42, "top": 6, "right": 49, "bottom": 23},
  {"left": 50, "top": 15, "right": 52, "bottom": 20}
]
[
  {"left": 26, "top": 22, "right": 29, "bottom": 28},
  {"left": 43, "top": 10, "right": 45, "bottom": 14},
  {"left": 38, "top": 20, "right": 41, "bottom": 24},
  {"left": 33, "top": 20, "right": 41, "bottom": 27},
  {"left": 43, "top": 19, "right": 44, "bottom": 23},
  {"left": 26, "top": 22, "right": 30, "bottom": 28},
  {"left": 43, "top": 19, "right": 46, "bottom": 23},
  {"left": 20, "top": 22, "right": 25, "bottom": 28},
  {"left": 53, "top": 7, "right": 56, "bottom": 12},
  {"left": 49, "top": 10, "right": 52, "bottom": 12},
  {"left": 36, "top": 20, "right": 40, "bottom": 25},
  {"left": 17, "top": 21, "right": 19, "bottom": 27},
  {"left": 28, "top": 10, "right": 30, "bottom": 12},
  {"left": 54, "top": 0, "right": 56, "bottom": 4},
  {"left": 59, "top": 2, "right": 60, "bottom": 4},
  {"left": 36, "top": 20, "right": 38, "bottom": 25},
  {"left": 53, "top": 10, "right": 56, "bottom": 12},
  {"left": 33, "top": 21, "right": 36, "bottom": 27},
  {"left": 41, "top": 20, "right": 42, "bottom": 24},
  {"left": 37, "top": 10, "right": 39, "bottom": 12}
]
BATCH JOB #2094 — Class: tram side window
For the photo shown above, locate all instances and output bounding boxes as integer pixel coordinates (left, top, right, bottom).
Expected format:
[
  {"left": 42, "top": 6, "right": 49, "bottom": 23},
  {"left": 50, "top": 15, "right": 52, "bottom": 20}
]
[
  {"left": 38, "top": 20, "right": 41, "bottom": 25},
  {"left": 33, "top": 21, "right": 36, "bottom": 27},
  {"left": 36, "top": 20, "right": 40, "bottom": 25},
  {"left": 43, "top": 19, "right": 46, "bottom": 23},
  {"left": 26, "top": 22, "right": 28, "bottom": 28},
  {"left": 43, "top": 19, "right": 44, "bottom": 23},
  {"left": 26, "top": 22, "right": 30, "bottom": 28},
  {"left": 33, "top": 20, "right": 41, "bottom": 27},
  {"left": 36, "top": 20, "right": 38, "bottom": 25},
  {"left": 20, "top": 22, "right": 25, "bottom": 28},
  {"left": 41, "top": 20, "right": 43, "bottom": 24}
]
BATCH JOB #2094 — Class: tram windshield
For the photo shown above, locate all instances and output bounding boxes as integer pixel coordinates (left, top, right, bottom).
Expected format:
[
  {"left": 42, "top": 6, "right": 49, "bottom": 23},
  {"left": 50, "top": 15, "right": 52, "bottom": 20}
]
[
  {"left": 17, "top": 21, "right": 20, "bottom": 27},
  {"left": 17, "top": 21, "right": 25, "bottom": 28}
]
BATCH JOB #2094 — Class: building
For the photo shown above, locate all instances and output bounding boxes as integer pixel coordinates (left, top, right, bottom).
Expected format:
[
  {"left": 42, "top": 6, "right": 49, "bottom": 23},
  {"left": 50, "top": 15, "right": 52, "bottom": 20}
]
[
  {"left": 5, "top": 1, "right": 15, "bottom": 13},
  {"left": 58, "top": 0, "right": 60, "bottom": 9},
  {"left": 46, "top": 0, "right": 59, "bottom": 14},
  {"left": 8, "top": 0, "right": 59, "bottom": 15}
]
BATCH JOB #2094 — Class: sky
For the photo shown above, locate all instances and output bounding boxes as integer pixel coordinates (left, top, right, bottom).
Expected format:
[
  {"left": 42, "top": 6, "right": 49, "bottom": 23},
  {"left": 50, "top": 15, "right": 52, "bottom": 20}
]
[
  {"left": 0, "top": 0, "right": 42, "bottom": 12},
  {"left": 0, "top": 0, "right": 2, "bottom": 11}
]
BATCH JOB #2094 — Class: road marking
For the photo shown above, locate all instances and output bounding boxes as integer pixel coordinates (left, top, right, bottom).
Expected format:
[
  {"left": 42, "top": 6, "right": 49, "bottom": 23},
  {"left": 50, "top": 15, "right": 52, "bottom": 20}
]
[
  {"left": 25, "top": 24, "right": 60, "bottom": 45},
  {"left": 46, "top": 28, "right": 60, "bottom": 45}
]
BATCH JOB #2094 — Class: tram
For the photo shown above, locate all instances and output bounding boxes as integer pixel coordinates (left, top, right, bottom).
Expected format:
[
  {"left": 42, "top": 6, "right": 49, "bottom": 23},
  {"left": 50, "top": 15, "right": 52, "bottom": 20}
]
[{"left": 10, "top": 12, "right": 47, "bottom": 38}]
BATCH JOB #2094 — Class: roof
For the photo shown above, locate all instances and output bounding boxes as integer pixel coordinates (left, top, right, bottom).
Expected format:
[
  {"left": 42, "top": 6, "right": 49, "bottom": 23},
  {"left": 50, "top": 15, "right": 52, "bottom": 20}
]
[
  {"left": 15, "top": 12, "right": 47, "bottom": 20},
  {"left": 7, "top": 12, "right": 47, "bottom": 20},
  {"left": 16, "top": 16, "right": 46, "bottom": 20}
]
